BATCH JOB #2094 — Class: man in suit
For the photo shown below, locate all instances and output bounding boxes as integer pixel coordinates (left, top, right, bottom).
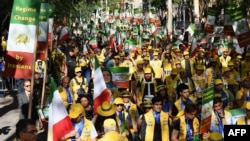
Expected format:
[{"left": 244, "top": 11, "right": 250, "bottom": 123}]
[{"left": 18, "top": 79, "right": 38, "bottom": 120}]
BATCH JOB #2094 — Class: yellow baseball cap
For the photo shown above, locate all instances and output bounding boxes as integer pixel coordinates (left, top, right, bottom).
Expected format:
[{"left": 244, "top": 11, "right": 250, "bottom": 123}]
[
  {"left": 144, "top": 67, "right": 152, "bottom": 74},
  {"left": 171, "top": 68, "right": 178, "bottom": 75},
  {"left": 75, "top": 67, "right": 81, "bottom": 73},
  {"left": 136, "top": 59, "right": 144, "bottom": 65},
  {"left": 183, "top": 51, "right": 189, "bottom": 56},
  {"left": 69, "top": 103, "right": 84, "bottom": 119},
  {"left": 143, "top": 100, "right": 152, "bottom": 108},
  {"left": 214, "top": 79, "right": 223, "bottom": 85},
  {"left": 114, "top": 97, "right": 124, "bottom": 105},
  {"left": 121, "top": 90, "right": 130, "bottom": 97},
  {"left": 103, "top": 118, "right": 116, "bottom": 128}
]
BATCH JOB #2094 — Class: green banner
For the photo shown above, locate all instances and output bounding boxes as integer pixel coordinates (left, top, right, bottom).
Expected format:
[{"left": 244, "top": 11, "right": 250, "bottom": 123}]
[
  {"left": 10, "top": 0, "right": 41, "bottom": 25},
  {"left": 202, "top": 86, "right": 214, "bottom": 104},
  {"left": 39, "top": 3, "right": 49, "bottom": 22}
]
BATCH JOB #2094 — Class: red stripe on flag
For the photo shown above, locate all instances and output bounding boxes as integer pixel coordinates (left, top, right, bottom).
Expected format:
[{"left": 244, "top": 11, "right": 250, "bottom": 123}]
[
  {"left": 94, "top": 89, "right": 111, "bottom": 115},
  {"left": 53, "top": 116, "right": 74, "bottom": 141},
  {"left": 58, "top": 33, "right": 70, "bottom": 45}
]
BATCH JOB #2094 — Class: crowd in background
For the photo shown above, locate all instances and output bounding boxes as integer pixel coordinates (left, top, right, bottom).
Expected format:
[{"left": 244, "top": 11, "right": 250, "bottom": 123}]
[{"left": 1, "top": 17, "right": 250, "bottom": 141}]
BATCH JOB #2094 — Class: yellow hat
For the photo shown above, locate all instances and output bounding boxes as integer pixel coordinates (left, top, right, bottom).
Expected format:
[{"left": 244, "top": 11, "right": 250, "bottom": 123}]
[
  {"left": 209, "top": 132, "right": 223, "bottom": 141},
  {"left": 157, "top": 85, "right": 166, "bottom": 92},
  {"left": 183, "top": 51, "right": 189, "bottom": 56},
  {"left": 222, "top": 67, "right": 230, "bottom": 73},
  {"left": 148, "top": 46, "right": 153, "bottom": 50},
  {"left": 195, "top": 65, "right": 204, "bottom": 70},
  {"left": 69, "top": 103, "right": 84, "bottom": 119},
  {"left": 237, "top": 55, "right": 242, "bottom": 59},
  {"left": 143, "top": 56, "right": 149, "bottom": 61},
  {"left": 143, "top": 100, "right": 152, "bottom": 107},
  {"left": 175, "top": 49, "right": 181, "bottom": 52},
  {"left": 75, "top": 67, "right": 81, "bottom": 73},
  {"left": 214, "top": 79, "right": 223, "bottom": 85},
  {"left": 228, "top": 61, "right": 234, "bottom": 66},
  {"left": 114, "top": 55, "right": 120, "bottom": 59},
  {"left": 80, "top": 60, "right": 87, "bottom": 67},
  {"left": 136, "top": 59, "right": 144, "bottom": 65},
  {"left": 175, "top": 60, "right": 181, "bottom": 65},
  {"left": 121, "top": 90, "right": 130, "bottom": 97},
  {"left": 153, "top": 52, "right": 158, "bottom": 56},
  {"left": 103, "top": 118, "right": 116, "bottom": 128},
  {"left": 97, "top": 102, "right": 116, "bottom": 117},
  {"left": 114, "top": 97, "right": 124, "bottom": 105},
  {"left": 144, "top": 67, "right": 152, "bottom": 74},
  {"left": 171, "top": 68, "right": 178, "bottom": 75},
  {"left": 235, "top": 90, "right": 243, "bottom": 100},
  {"left": 223, "top": 48, "right": 229, "bottom": 52},
  {"left": 228, "top": 79, "right": 239, "bottom": 85},
  {"left": 246, "top": 102, "right": 250, "bottom": 110}
]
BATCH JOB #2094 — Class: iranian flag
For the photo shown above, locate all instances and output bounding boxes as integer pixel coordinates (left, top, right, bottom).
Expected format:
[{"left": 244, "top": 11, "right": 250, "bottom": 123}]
[
  {"left": 124, "top": 39, "right": 137, "bottom": 51},
  {"left": 58, "top": 26, "right": 70, "bottom": 45},
  {"left": 94, "top": 56, "right": 110, "bottom": 115},
  {"left": 47, "top": 77, "right": 75, "bottom": 141},
  {"left": 89, "top": 37, "right": 97, "bottom": 49},
  {"left": 151, "top": 24, "right": 158, "bottom": 36},
  {"left": 200, "top": 87, "right": 214, "bottom": 133}
]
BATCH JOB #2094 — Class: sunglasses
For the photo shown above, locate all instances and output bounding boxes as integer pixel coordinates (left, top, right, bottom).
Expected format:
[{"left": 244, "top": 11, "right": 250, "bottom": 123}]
[
  {"left": 115, "top": 104, "right": 124, "bottom": 107},
  {"left": 76, "top": 71, "right": 81, "bottom": 73},
  {"left": 24, "top": 85, "right": 31, "bottom": 87}
]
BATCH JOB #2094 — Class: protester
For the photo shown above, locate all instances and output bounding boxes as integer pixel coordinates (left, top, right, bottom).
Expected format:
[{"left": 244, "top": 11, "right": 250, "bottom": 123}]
[
  {"left": 140, "top": 95, "right": 171, "bottom": 141},
  {"left": 15, "top": 119, "right": 38, "bottom": 141},
  {"left": 68, "top": 103, "right": 98, "bottom": 141},
  {"left": 99, "top": 118, "right": 128, "bottom": 141},
  {"left": 171, "top": 103, "right": 199, "bottom": 141}
]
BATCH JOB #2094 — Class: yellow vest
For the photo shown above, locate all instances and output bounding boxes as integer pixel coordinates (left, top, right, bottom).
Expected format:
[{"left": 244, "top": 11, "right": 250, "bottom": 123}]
[
  {"left": 164, "top": 75, "right": 178, "bottom": 97},
  {"left": 127, "top": 102, "right": 138, "bottom": 132},
  {"left": 67, "top": 118, "right": 93, "bottom": 141},
  {"left": 174, "top": 98, "right": 195, "bottom": 113},
  {"left": 150, "top": 60, "right": 163, "bottom": 79},
  {"left": 58, "top": 86, "right": 75, "bottom": 108},
  {"left": 139, "top": 78, "right": 158, "bottom": 101},
  {"left": 236, "top": 116, "right": 250, "bottom": 125},
  {"left": 144, "top": 110, "right": 170, "bottom": 141},
  {"left": 70, "top": 77, "right": 88, "bottom": 101},
  {"left": 179, "top": 115, "right": 200, "bottom": 140}
]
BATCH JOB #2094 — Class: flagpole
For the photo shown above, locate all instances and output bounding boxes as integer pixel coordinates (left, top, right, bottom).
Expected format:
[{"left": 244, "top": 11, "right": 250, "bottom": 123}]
[{"left": 28, "top": 25, "right": 39, "bottom": 119}]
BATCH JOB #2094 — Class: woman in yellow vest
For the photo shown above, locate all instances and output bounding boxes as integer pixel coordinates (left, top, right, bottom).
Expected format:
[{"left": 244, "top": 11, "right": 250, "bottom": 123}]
[{"left": 171, "top": 103, "right": 200, "bottom": 141}]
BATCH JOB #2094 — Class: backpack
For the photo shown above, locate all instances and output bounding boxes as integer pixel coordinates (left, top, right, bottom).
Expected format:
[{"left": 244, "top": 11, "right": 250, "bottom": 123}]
[{"left": 74, "top": 77, "right": 86, "bottom": 95}]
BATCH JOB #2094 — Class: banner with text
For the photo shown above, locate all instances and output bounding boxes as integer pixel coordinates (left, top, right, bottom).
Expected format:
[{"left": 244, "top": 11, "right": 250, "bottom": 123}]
[
  {"left": 5, "top": 0, "right": 41, "bottom": 78},
  {"left": 200, "top": 86, "right": 214, "bottom": 133},
  {"left": 37, "top": 2, "right": 49, "bottom": 60},
  {"left": 224, "top": 5, "right": 235, "bottom": 36}
]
